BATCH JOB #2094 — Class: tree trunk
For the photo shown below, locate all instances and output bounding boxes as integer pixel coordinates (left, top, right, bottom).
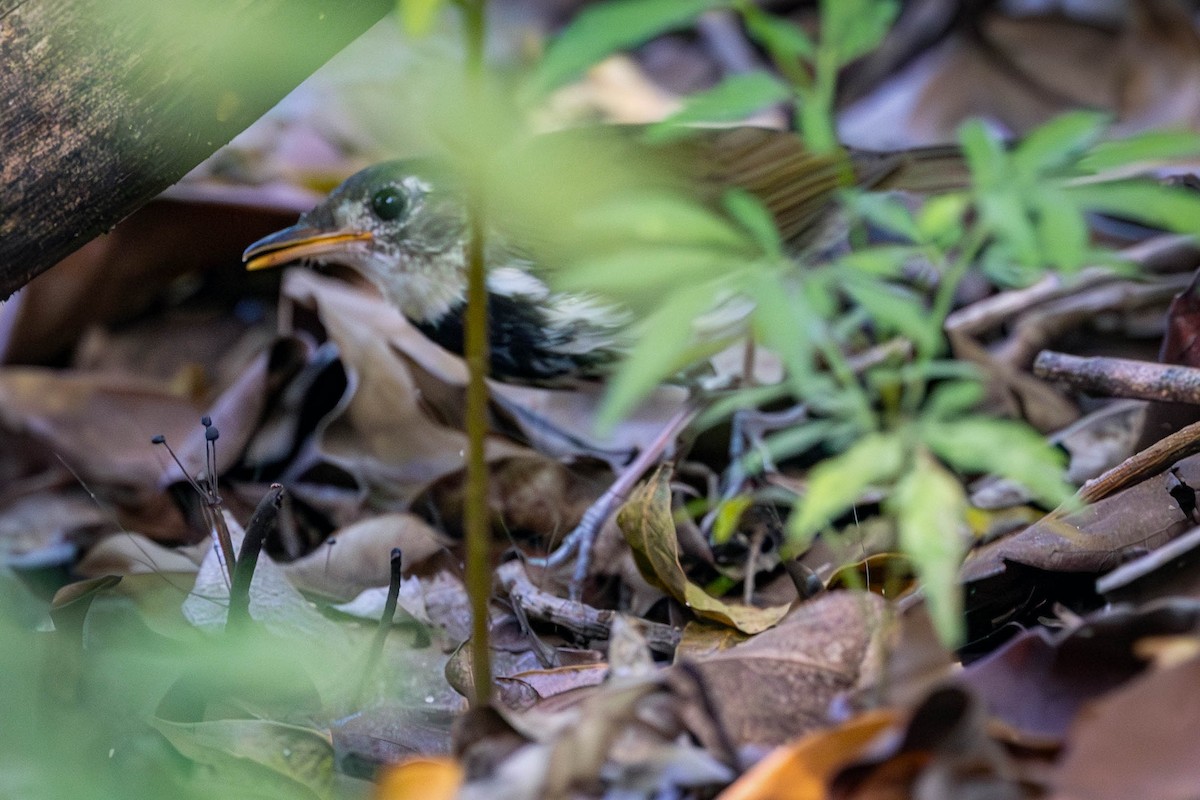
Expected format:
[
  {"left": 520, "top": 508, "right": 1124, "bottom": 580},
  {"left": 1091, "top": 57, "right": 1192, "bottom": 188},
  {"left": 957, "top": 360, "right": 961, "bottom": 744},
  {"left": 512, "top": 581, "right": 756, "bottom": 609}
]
[{"left": 0, "top": 0, "right": 393, "bottom": 299}]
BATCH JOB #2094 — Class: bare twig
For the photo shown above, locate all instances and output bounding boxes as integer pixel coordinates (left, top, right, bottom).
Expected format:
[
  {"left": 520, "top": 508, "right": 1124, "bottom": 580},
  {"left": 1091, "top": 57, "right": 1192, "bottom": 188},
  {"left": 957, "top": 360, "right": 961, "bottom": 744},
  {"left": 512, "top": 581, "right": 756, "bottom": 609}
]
[
  {"left": 497, "top": 561, "right": 681, "bottom": 654},
  {"left": 1034, "top": 351, "right": 1200, "bottom": 405}
]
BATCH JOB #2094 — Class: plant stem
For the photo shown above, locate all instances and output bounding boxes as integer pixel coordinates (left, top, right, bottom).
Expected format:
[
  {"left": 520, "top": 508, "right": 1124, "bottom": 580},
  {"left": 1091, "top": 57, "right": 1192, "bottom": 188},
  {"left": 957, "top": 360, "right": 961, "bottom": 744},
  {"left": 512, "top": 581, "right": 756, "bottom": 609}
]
[
  {"left": 903, "top": 228, "right": 989, "bottom": 414},
  {"left": 457, "top": 0, "right": 493, "bottom": 708}
]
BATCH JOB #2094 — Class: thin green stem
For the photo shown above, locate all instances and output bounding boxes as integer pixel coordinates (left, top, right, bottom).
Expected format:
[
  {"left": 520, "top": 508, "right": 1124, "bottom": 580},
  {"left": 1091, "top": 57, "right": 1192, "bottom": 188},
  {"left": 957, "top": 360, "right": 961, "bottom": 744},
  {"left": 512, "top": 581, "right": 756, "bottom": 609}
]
[
  {"left": 457, "top": 0, "right": 493, "bottom": 708},
  {"left": 903, "top": 228, "right": 989, "bottom": 414}
]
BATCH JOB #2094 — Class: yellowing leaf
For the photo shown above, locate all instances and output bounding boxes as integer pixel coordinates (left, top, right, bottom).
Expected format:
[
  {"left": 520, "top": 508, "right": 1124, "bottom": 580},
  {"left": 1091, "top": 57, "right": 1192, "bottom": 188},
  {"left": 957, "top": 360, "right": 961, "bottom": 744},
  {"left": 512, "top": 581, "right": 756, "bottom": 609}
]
[{"left": 618, "top": 468, "right": 789, "bottom": 634}]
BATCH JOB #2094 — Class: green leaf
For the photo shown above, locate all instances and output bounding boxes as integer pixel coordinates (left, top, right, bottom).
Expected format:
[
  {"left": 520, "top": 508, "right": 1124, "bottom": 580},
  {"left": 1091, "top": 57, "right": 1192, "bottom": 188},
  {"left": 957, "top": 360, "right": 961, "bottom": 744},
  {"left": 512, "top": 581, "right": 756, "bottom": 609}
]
[
  {"left": 745, "top": 273, "right": 818, "bottom": 398},
  {"left": 823, "top": 0, "right": 899, "bottom": 65},
  {"left": 711, "top": 494, "right": 754, "bottom": 544},
  {"left": 836, "top": 245, "right": 919, "bottom": 277},
  {"left": 1065, "top": 181, "right": 1200, "bottom": 237},
  {"left": 978, "top": 190, "right": 1039, "bottom": 265},
  {"left": 916, "top": 193, "right": 968, "bottom": 246},
  {"left": 890, "top": 451, "right": 966, "bottom": 645},
  {"left": 846, "top": 192, "right": 920, "bottom": 241},
  {"left": 923, "top": 380, "right": 984, "bottom": 420},
  {"left": 648, "top": 72, "right": 792, "bottom": 142},
  {"left": 740, "top": 3, "right": 815, "bottom": 64},
  {"left": 758, "top": 419, "right": 837, "bottom": 472},
  {"left": 921, "top": 417, "right": 1072, "bottom": 507},
  {"left": 959, "top": 119, "right": 1009, "bottom": 189},
  {"left": 1032, "top": 186, "right": 1088, "bottom": 271},
  {"left": 722, "top": 189, "right": 784, "bottom": 257},
  {"left": 576, "top": 191, "right": 754, "bottom": 250},
  {"left": 1079, "top": 130, "right": 1200, "bottom": 173},
  {"left": 398, "top": 0, "right": 449, "bottom": 36},
  {"left": 534, "top": 0, "right": 729, "bottom": 92},
  {"left": 557, "top": 245, "right": 743, "bottom": 296},
  {"left": 597, "top": 283, "right": 724, "bottom": 431},
  {"left": 842, "top": 275, "right": 939, "bottom": 355},
  {"left": 1012, "top": 111, "right": 1109, "bottom": 176},
  {"left": 788, "top": 431, "right": 905, "bottom": 548}
]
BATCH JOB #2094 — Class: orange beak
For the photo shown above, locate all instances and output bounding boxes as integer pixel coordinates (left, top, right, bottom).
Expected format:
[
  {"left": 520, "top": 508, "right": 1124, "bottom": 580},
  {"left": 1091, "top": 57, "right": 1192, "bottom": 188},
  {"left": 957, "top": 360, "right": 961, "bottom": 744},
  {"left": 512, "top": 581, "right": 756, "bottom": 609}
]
[{"left": 242, "top": 225, "right": 374, "bottom": 271}]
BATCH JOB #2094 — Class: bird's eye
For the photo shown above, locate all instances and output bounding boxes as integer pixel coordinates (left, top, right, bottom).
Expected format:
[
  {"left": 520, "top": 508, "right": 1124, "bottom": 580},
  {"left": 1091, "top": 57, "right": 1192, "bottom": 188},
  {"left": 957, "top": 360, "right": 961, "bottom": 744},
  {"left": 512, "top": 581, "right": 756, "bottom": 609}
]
[{"left": 370, "top": 186, "right": 409, "bottom": 221}]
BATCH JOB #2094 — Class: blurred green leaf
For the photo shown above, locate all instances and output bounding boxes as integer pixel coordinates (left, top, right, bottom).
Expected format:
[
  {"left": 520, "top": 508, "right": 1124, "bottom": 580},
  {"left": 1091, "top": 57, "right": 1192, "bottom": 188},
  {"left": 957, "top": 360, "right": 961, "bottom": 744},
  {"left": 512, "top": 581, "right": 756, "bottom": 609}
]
[
  {"left": 746, "top": 273, "right": 818, "bottom": 398},
  {"left": 978, "top": 190, "right": 1040, "bottom": 266},
  {"left": 557, "top": 245, "right": 743, "bottom": 296},
  {"left": 711, "top": 495, "right": 754, "bottom": 544},
  {"left": 846, "top": 192, "right": 920, "bottom": 241},
  {"left": 788, "top": 431, "right": 905, "bottom": 548},
  {"left": 960, "top": 119, "right": 1009, "bottom": 188},
  {"left": 1065, "top": 181, "right": 1200, "bottom": 236},
  {"left": 1032, "top": 186, "right": 1088, "bottom": 271},
  {"left": 758, "top": 419, "right": 837, "bottom": 472},
  {"left": 836, "top": 245, "right": 919, "bottom": 277},
  {"left": 916, "top": 193, "right": 968, "bottom": 246},
  {"left": 576, "top": 191, "right": 754, "bottom": 250},
  {"left": 891, "top": 451, "right": 966, "bottom": 644},
  {"left": 740, "top": 2, "right": 815, "bottom": 64},
  {"left": 722, "top": 189, "right": 784, "bottom": 257},
  {"left": 1012, "top": 111, "right": 1108, "bottom": 176},
  {"left": 533, "top": 0, "right": 729, "bottom": 92},
  {"left": 842, "top": 275, "right": 939, "bottom": 355},
  {"left": 598, "top": 283, "right": 725, "bottom": 431},
  {"left": 398, "top": 0, "right": 450, "bottom": 36},
  {"left": 648, "top": 72, "right": 792, "bottom": 142},
  {"left": 922, "top": 417, "right": 1072, "bottom": 507},
  {"left": 823, "top": 0, "right": 899, "bottom": 65},
  {"left": 923, "top": 379, "right": 984, "bottom": 420},
  {"left": 1080, "top": 130, "right": 1200, "bottom": 173}
]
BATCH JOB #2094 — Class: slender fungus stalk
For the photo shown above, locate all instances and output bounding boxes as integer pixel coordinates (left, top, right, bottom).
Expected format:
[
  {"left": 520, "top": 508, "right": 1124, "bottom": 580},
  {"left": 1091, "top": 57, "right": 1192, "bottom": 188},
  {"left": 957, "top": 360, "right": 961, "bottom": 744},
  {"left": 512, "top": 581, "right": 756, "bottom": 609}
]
[
  {"left": 355, "top": 548, "right": 404, "bottom": 706},
  {"left": 152, "top": 430, "right": 237, "bottom": 574},
  {"left": 227, "top": 483, "right": 285, "bottom": 631}
]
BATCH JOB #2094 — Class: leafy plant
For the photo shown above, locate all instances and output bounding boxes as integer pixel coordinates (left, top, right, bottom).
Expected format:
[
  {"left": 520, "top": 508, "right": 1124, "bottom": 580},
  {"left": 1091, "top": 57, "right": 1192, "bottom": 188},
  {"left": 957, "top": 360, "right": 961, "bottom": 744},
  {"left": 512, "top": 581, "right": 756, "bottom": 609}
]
[{"left": 528, "top": 1, "right": 1200, "bottom": 642}]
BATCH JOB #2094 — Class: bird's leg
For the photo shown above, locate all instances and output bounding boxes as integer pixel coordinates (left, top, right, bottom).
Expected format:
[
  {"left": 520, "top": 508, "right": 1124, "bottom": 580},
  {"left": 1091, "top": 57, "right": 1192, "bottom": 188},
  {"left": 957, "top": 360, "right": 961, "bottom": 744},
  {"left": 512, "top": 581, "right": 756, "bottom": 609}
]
[
  {"left": 531, "top": 404, "right": 698, "bottom": 600},
  {"left": 717, "top": 403, "right": 809, "bottom": 502},
  {"left": 490, "top": 391, "right": 636, "bottom": 466}
]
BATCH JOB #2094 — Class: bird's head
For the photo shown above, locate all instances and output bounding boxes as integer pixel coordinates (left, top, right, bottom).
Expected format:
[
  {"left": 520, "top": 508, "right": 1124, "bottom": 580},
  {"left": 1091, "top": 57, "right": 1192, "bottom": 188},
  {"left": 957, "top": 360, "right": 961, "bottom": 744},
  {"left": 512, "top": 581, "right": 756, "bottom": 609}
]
[{"left": 244, "top": 160, "right": 470, "bottom": 322}]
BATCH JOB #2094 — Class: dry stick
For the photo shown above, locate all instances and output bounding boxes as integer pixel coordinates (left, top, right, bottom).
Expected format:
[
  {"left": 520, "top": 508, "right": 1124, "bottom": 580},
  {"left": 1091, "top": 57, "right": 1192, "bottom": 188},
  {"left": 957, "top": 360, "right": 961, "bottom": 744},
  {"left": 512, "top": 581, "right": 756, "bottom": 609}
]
[
  {"left": 226, "top": 484, "right": 285, "bottom": 630},
  {"left": 354, "top": 548, "right": 404, "bottom": 707},
  {"left": 1031, "top": 349, "right": 1200, "bottom": 520},
  {"left": 1034, "top": 351, "right": 1200, "bottom": 405},
  {"left": 945, "top": 234, "right": 1199, "bottom": 336},
  {"left": 497, "top": 561, "right": 681, "bottom": 653},
  {"left": 1073, "top": 418, "right": 1200, "bottom": 508}
]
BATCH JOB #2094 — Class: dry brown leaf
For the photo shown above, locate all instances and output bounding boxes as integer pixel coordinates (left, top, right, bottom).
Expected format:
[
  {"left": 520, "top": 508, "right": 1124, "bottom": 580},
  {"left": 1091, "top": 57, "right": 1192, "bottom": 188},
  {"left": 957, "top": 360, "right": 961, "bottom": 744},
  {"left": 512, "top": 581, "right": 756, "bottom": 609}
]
[
  {"left": 843, "top": 3, "right": 1200, "bottom": 148},
  {"left": 0, "top": 199, "right": 294, "bottom": 365},
  {"left": 282, "top": 512, "right": 450, "bottom": 600},
  {"left": 1050, "top": 655, "right": 1200, "bottom": 800},
  {"left": 688, "top": 591, "right": 890, "bottom": 747},
  {"left": 280, "top": 270, "right": 528, "bottom": 506},
  {"left": 618, "top": 467, "right": 790, "bottom": 635}
]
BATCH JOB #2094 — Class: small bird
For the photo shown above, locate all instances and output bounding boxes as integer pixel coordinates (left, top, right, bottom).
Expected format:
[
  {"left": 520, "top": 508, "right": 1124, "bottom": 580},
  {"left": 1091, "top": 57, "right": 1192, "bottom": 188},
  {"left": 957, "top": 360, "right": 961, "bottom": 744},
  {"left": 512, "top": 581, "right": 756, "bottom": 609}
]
[
  {"left": 243, "top": 128, "right": 966, "bottom": 590},
  {"left": 244, "top": 128, "right": 966, "bottom": 384}
]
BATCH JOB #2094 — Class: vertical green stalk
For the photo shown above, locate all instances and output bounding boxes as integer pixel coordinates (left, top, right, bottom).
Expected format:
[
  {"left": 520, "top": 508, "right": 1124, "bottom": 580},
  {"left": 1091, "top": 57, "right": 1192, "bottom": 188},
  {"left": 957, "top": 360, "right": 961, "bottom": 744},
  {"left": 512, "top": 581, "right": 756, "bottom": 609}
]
[{"left": 457, "top": 0, "right": 493, "bottom": 707}]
